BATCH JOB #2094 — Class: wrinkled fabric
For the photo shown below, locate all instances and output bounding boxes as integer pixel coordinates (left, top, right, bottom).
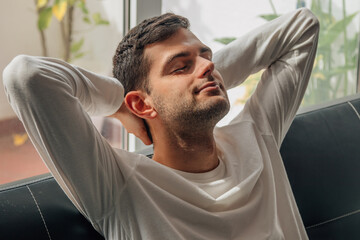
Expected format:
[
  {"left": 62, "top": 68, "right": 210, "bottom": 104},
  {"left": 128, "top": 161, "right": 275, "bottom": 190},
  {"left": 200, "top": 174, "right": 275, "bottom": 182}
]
[{"left": 3, "top": 8, "right": 319, "bottom": 240}]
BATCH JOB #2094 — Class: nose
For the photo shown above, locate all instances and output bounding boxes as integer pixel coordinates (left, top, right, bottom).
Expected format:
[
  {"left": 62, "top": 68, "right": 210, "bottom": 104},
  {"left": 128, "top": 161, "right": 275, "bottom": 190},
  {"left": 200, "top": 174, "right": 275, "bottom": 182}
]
[{"left": 197, "top": 57, "right": 214, "bottom": 79}]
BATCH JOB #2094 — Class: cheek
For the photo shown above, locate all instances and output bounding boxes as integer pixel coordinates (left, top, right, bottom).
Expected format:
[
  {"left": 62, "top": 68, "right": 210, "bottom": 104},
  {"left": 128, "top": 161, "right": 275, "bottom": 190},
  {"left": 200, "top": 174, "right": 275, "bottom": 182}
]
[
  {"left": 166, "top": 80, "right": 193, "bottom": 98},
  {"left": 150, "top": 75, "right": 195, "bottom": 104},
  {"left": 151, "top": 87, "right": 184, "bottom": 107}
]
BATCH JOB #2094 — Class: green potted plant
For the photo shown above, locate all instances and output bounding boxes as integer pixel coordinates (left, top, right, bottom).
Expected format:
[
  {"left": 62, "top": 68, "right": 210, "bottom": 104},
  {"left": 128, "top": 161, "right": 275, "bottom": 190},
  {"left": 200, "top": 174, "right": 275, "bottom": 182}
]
[{"left": 36, "top": 0, "right": 109, "bottom": 62}]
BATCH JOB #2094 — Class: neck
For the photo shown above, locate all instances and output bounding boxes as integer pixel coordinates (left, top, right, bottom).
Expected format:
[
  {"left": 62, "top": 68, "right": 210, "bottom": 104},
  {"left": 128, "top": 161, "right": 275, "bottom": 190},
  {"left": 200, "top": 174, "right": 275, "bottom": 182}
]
[{"left": 151, "top": 123, "right": 219, "bottom": 173}]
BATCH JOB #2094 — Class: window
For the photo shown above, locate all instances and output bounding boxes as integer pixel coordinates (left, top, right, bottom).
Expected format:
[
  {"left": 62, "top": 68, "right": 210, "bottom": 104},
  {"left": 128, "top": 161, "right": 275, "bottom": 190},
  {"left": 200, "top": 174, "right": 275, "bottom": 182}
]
[
  {"left": 161, "top": 0, "right": 360, "bottom": 125},
  {"left": 0, "top": 0, "right": 124, "bottom": 184}
]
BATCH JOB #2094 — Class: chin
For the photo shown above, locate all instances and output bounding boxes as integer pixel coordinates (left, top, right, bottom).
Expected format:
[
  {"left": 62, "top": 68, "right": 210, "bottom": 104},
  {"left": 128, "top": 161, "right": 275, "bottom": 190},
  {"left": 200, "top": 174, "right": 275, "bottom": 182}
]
[
  {"left": 157, "top": 92, "right": 230, "bottom": 131},
  {"left": 200, "top": 96, "right": 230, "bottom": 125}
]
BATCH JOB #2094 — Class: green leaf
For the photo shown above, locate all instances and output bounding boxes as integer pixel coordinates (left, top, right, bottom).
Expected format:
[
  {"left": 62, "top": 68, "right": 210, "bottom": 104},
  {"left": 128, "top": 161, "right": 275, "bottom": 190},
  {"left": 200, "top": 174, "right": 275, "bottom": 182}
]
[
  {"left": 72, "top": 52, "right": 85, "bottom": 61},
  {"left": 259, "top": 14, "right": 280, "bottom": 21},
  {"left": 38, "top": 7, "right": 53, "bottom": 30},
  {"left": 83, "top": 16, "right": 91, "bottom": 24},
  {"left": 319, "top": 12, "right": 359, "bottom": 48},
  {"left": 343, "top": 33, "right": 359, "bottom": 58},
  {"left": 78, "top": 1, "right": 89, "bottom": 14},
  {"left": 214, "top": 37, "right": 236, "bottom": 45},
  {"left": 71, "top": 38, "right": 84, "bottom": 53},
  {"left": 92, "top": 13, "right": 109, "bottom": 25}
]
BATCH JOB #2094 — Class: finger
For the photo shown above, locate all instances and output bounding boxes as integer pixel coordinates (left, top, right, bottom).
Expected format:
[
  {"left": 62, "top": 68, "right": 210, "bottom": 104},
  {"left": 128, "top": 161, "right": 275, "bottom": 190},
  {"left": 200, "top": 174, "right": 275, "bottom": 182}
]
[
  {"left": 141, "top": 136, "right": 153, "bottom": 146},
  {"left": 137, "top": 128, "right": 152, "bottom": 145}
]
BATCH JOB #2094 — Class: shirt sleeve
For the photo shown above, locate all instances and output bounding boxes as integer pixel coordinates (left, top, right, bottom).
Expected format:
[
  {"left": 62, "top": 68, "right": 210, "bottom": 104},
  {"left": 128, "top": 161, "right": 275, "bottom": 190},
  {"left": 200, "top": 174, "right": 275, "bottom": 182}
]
[
  {"left": 2, "top": 55, "right": 130, "bottom": 225},
  {"left": 213, "top": 8, "right": 319, "bottom": 146}
]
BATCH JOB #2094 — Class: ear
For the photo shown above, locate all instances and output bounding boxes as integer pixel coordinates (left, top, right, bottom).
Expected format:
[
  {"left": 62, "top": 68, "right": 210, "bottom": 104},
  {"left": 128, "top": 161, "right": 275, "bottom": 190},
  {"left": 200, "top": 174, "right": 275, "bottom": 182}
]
[{"left": 124, "top": 91, "right": 157, "bottom": 119}]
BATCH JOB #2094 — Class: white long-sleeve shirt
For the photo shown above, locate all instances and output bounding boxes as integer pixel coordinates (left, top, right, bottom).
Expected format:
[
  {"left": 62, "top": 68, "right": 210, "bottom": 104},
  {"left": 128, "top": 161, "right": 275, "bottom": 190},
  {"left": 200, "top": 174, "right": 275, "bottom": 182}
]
[{"left": 3, "top": 8, "right": 319, "bottom": 240}]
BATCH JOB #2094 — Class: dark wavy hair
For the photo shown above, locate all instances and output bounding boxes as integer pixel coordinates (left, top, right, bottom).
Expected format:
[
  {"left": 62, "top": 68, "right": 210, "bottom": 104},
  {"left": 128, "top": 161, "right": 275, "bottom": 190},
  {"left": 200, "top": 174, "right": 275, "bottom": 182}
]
[{"left": 112, "top": 13, "right": 190, "bottom": 95}]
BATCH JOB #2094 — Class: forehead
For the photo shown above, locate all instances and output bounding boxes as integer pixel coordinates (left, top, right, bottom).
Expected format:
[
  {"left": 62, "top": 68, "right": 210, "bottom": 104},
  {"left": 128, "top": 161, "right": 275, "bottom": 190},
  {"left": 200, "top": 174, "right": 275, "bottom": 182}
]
[{"left": 144, "top": 28, "right": 208, "bottom": 68}]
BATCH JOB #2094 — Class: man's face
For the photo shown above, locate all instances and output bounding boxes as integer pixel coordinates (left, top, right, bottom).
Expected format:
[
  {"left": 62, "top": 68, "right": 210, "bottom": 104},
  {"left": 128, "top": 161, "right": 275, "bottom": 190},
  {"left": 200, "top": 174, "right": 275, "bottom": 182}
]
[{"left": 144, "top": 28, "right": 230, "bottom": 131}]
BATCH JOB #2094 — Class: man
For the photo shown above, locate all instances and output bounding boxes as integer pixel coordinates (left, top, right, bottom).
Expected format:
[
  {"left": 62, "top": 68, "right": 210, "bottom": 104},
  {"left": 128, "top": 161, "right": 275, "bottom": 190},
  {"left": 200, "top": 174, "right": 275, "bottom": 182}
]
[{"left": 3, "top": 7, "right": 319, "bottom": 240}]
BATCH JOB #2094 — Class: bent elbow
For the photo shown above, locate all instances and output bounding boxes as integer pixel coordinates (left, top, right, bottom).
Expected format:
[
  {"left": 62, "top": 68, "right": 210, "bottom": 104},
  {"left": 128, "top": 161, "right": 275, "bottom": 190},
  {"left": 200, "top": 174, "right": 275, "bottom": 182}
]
[
  {"left": 3, "top": 55, "right": 45, "bottom": 97},
  {"left": 299, "top": 8, "right": 320, "bottom": 32},
  {"left": 2, "top": 55, "right": 51, "bottom": 115}
]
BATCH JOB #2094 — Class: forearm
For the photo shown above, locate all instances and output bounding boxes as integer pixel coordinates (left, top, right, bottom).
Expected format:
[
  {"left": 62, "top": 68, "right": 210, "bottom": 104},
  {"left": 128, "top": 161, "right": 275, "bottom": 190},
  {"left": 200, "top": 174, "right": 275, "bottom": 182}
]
[
  {"left": 213, "top": 8, "right": 319, "bottom": 90},
  {"left": 3, "top": 55, "right": 124, "bottom": 118},
  {"left": 2, "top": 55, "right": 126, "bottom": 220}
]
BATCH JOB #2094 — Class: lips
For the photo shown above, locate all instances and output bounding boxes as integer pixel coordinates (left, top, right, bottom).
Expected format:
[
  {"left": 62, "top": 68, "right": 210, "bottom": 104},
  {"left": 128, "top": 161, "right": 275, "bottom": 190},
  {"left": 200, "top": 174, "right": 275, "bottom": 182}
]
[{"left": 195, "top": 82, "right": 219, "bottom": 93}]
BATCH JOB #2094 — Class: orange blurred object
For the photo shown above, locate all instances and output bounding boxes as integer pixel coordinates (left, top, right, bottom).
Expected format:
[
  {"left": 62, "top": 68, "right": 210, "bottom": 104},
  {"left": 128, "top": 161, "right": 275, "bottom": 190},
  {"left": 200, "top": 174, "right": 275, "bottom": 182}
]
[{"left": 0, "top": 119, "right": 49, "bottom": 185}]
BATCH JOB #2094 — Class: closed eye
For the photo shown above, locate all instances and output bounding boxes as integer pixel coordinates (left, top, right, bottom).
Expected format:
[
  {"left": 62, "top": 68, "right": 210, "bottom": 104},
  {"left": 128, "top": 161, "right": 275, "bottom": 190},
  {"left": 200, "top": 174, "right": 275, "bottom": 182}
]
[
  {"left": 174, "top": 65, "right": 188, "bottom": 73},
  {"left": 172, "top": 64, "right": 190, "bottom": 74}
]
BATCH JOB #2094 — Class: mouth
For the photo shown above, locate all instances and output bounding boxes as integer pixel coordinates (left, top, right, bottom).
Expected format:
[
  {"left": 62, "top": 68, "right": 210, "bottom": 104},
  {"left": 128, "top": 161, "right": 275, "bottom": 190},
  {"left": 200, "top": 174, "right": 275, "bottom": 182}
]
[{"left": 195, "top": 82, "right": 220, "bottom": 94}]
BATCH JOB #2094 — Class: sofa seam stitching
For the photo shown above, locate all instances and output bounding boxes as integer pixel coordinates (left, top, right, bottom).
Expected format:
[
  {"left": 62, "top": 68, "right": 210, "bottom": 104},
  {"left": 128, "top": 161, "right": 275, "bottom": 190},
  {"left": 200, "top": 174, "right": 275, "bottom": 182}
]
[
  {"left": 27, "top": 185, "right": 52, "bottom": 240},
  {"left": 306, "top": 208, "right": 360, "bottom": 229},
  {"left": 347, "top": 101, "right": 360, "bottom": 120}
]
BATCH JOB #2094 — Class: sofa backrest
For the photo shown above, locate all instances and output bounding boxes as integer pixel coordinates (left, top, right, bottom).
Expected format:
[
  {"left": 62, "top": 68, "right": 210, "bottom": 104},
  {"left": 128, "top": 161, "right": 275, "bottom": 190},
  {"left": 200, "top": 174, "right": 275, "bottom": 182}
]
[
  {"left": 0, "top": 173, "right": 104, "bottom": 239},
  {"left": 280, "top": 93, "right": 360, "bottom": 239},
  {"left": 0, "top": 94, "right": 359, "bottom": 239}
]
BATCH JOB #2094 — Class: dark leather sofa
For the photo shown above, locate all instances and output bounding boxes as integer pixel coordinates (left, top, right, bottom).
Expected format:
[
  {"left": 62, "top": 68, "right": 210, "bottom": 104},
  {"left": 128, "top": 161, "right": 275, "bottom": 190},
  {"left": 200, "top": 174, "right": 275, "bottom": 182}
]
[{"left": 1, "top": 93, "right": 359, "bottom": 240}]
